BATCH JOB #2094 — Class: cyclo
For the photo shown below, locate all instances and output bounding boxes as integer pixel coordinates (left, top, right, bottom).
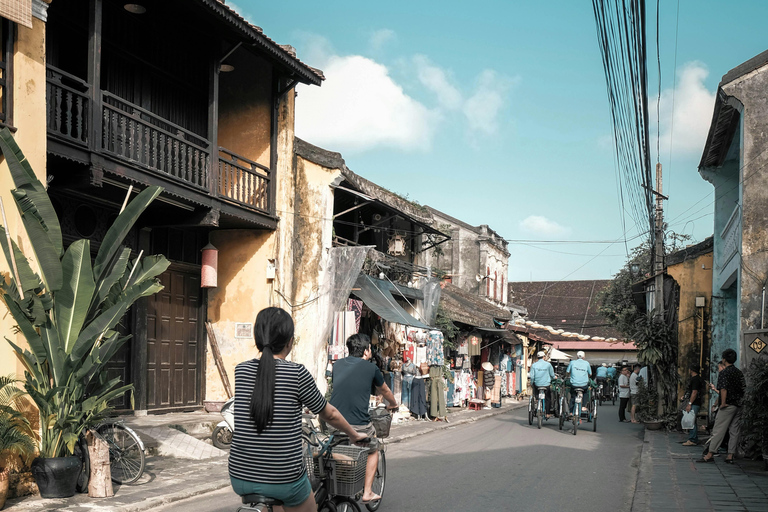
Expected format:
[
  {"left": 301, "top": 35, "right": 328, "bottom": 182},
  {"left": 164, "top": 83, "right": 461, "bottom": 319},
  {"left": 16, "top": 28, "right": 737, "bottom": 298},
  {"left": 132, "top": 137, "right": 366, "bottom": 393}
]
[{"left": 558, "top": 379, "right": 598, "bottom": 435}]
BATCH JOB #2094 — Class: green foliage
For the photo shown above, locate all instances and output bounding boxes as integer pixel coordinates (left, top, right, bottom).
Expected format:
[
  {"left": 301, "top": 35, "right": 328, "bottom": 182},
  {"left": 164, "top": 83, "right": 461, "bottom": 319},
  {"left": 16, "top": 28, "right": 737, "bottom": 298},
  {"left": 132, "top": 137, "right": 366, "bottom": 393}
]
[
  {"left": 0, "top": 128, "right": 169, "bottom": 457},
  {"left": 0, "top": 375, "right": 36, "bottom": 468},
  {"left": 434, "top": 304, "right": 458, "bottom": 350},
  {"left": 740, "top": 356, "right": 768, "bottom": 459},
  {"left": 634, "top": 313, "right": 679, "bottom": 417},
  {"left": 633, "top": 380, "right": 658, "bottom": 422}
]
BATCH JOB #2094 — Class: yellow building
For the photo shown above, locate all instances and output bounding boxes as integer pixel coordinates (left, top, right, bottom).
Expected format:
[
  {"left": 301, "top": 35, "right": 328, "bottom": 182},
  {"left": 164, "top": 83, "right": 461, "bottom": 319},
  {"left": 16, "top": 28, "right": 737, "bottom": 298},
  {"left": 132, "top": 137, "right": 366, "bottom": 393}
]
[
  {"left": 666, "top": 238, "right": 714, "bottom": 396},
  {"left": 0, "top": 0, "right": 324, "bottom": 414}
]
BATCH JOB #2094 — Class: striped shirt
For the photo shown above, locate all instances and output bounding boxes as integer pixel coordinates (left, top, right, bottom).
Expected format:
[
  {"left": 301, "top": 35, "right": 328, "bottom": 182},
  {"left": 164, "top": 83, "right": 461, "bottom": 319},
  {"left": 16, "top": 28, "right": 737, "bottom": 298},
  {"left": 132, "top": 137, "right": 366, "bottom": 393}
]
[{"left": 228, "top": 358, "right": 327, "bottom": 484}]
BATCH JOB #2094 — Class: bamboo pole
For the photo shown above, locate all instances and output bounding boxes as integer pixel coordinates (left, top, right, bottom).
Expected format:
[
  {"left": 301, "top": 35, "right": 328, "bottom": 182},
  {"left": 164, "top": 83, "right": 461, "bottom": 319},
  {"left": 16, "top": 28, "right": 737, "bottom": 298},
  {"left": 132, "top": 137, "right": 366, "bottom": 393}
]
[{"left": 119, "top": 185, "right": 134, "bottom": 214}]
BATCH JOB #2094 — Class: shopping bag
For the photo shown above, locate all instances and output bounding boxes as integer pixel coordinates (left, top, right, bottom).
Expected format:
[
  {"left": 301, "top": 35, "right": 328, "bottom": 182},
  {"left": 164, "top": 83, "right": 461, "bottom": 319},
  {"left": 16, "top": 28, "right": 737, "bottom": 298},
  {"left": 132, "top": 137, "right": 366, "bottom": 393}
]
[{"left": 681, "top": 409, "right": 696, "bottom": 430}]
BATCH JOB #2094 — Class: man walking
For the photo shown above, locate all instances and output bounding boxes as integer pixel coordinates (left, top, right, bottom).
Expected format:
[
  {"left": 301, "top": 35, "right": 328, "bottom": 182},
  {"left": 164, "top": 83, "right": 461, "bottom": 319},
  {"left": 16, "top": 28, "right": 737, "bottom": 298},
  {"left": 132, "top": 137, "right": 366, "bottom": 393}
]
[
  {"left": 618, "top": 366, "right": 631, "bottom": 422},
  {"left": 682, "top": 364, "right": 704, "bottom": 446},
  {"left": 330, "top": 334, "right": 399, "bottom": 503},
  {"left": 698, "top": 349, "right": 746, "bottom": 464},
  {"left": 630, "top": 364, "right": 641, "bottom": 423}
]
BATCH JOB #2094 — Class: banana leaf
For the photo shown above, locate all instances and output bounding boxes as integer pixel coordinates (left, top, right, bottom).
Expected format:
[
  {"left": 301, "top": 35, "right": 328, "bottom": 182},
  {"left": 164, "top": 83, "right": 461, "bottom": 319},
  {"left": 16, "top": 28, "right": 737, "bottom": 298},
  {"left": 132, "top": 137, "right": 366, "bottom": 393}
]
[
  {"left": 0, "top": 226, "right": 44, "bottom": 296},
  {"left": 93, "top": 186, "right": 162, "bottom": 281},
  {"left": 88, "top": 246, "right": 131, "bottom": 322},
  {"left": 13, "top": 190, "right": 63, "bottom": 292},
  {"left": 55, "top": 240, "right": 95, "bottom": 353},
  {"left": 1, "top": 294, "right": 45, "bottom": 360}
]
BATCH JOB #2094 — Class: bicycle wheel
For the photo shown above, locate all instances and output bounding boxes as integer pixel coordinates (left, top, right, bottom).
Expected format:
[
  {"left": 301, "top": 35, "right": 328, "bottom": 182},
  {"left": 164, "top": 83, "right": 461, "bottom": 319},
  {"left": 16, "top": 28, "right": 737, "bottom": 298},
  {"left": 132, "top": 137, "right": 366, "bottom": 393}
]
[
  {"left": 212, "top": 425, "right": 233, "bottom": 450},
  {"left": 366, "top": 451, "right": 386, "bottom": 511},
  {"left": 96, "top": 423, "right": 146, "bottom": 484},
  {"left": 537, "top": 401, "right": 542, "bottom": 429},
  {"left": 528, "top": 397, "right": 534, "bottom": 425},
  {"left": 593, "top": 413, "right": 598, "bottom": 432},
  {"left": 572, "top": 399, "right": 578, "bottom": 435},
  {"left": 558, "top": 398, "right": 564, "bottom": 430},
  {"left": 334, "top": 497, "right": 362, "bottom": 512}
]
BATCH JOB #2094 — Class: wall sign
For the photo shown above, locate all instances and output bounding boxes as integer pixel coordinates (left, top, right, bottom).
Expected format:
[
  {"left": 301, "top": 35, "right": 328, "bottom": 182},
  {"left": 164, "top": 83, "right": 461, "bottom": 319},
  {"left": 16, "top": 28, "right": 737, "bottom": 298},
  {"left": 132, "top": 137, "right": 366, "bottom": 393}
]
[{"left": 235, "top": 323, "right": 253, "bottom": 339}]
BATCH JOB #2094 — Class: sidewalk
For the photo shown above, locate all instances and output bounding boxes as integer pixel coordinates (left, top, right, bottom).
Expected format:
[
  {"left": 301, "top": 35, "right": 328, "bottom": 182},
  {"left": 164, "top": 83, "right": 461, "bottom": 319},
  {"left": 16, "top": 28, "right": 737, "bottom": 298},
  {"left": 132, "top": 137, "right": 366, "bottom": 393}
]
[
  {"left": 632, "top": 429, "right": 768, "bottom": 512},
  {"left": 4, "top": 399, "right": 526, "bottom": 512}
]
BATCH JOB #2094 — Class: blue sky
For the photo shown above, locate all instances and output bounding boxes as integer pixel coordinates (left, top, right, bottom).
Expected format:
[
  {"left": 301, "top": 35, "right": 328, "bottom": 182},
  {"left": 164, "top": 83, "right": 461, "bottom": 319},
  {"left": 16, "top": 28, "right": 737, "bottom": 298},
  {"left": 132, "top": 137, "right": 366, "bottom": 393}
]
[{"left": 233, "top": 0, "right": 768, "bottom": 283}]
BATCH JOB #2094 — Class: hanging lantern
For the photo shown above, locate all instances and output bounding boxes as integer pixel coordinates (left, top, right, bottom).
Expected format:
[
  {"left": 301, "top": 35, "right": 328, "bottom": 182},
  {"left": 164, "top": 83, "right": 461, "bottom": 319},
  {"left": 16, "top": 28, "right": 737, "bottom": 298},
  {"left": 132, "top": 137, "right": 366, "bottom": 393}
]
[{"left": 201, "top": 243, "right": 218, "bottom": 288}]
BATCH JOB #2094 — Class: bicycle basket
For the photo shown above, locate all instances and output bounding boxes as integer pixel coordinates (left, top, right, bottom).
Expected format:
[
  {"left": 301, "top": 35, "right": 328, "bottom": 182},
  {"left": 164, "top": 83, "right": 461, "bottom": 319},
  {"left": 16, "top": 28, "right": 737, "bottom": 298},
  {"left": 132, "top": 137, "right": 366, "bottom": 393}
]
[
  {"left": 369, "top": 408, "right": 392, "bottom": 438},
  {"left": 303, "top": 444, "right": 322, "bottom": 488},
  {"left": 327, "top": 445, "right": 367, "bottom": 497}
]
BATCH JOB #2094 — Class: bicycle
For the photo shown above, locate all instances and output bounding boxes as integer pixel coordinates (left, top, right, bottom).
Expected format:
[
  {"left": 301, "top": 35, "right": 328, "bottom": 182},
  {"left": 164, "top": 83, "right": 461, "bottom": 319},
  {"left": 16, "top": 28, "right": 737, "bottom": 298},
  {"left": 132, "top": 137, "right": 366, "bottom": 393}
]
[
  {"left": 528, "top": 385, "right": 549, "bottom": 429},
  {"left": 74, "top": 420, "right": 146, "bottom": 492},
  {"left": 237, "top": 417, "right": 368, "bottom": 512}
]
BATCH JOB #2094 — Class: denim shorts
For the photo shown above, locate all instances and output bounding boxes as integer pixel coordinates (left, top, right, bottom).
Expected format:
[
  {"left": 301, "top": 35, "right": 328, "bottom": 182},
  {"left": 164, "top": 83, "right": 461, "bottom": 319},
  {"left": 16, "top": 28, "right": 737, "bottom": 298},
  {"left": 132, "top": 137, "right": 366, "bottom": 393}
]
[{"left": 231, "top": 473, "right": 312, "bottom": 507}]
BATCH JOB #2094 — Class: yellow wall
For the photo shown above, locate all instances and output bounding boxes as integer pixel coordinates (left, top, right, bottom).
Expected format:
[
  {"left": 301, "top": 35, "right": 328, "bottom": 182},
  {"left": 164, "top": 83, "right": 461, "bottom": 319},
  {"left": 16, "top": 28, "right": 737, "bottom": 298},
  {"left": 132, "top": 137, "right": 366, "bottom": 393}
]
[
  {"left": 667, "top": 250, "right": 713, "bottom": 397},
  {"left": 0, "top": 16, "right": 48, "bottom": 379}
]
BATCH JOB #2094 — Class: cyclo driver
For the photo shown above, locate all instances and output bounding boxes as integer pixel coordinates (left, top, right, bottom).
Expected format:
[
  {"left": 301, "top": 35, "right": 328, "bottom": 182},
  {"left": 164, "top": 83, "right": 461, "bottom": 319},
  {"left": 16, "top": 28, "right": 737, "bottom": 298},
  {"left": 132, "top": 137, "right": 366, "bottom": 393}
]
[
  {"left": 566, "top": 351, "right": 592, "bottom": 419},
  {"left": 329, "top": 334, "right": 398, "bottom": 504},
  {"left": 596, "top": 363, "right": 608, "bottom": 397},
  {"left": 528, "top": 350, "right": 555, "bottom": 419}
]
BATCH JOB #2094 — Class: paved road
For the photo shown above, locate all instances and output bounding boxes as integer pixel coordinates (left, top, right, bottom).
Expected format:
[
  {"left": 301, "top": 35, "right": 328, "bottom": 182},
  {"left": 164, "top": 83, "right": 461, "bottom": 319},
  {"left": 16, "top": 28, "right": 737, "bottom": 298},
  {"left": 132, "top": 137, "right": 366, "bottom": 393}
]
[{"left": 157, "top": 404, "right": 645, "bottom": 512}]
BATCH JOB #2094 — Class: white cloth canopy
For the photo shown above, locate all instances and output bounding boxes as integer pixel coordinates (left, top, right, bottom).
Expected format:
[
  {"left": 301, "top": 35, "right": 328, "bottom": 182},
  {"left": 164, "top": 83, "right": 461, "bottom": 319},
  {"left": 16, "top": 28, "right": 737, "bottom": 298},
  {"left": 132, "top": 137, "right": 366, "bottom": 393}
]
[{"left": 546, "top": 348, "right": 572, "bottom": 360}]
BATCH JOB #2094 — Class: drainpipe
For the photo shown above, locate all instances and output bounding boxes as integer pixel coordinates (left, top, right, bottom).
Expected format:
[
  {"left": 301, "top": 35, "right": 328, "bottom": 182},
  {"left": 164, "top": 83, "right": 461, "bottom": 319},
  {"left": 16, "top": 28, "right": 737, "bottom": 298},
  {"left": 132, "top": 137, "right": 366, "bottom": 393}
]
[{"left": 762, "top": 286, "right": 766, "bottom": 330}]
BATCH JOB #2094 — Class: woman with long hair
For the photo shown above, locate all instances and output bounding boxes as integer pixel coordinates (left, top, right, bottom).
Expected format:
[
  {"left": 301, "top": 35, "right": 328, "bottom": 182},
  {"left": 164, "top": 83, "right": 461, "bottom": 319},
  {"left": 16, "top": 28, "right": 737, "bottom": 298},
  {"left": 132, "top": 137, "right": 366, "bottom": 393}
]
[{"left": 229, "top": 307, "right": 366, "bottom": 512}]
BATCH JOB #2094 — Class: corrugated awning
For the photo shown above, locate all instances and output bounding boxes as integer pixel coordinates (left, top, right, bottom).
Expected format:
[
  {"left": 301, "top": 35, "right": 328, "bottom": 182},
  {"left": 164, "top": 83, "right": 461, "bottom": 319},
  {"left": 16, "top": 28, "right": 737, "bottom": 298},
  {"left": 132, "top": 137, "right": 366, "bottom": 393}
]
[{"left": 351, "top": 274, "right": 430, "bottom": 329}]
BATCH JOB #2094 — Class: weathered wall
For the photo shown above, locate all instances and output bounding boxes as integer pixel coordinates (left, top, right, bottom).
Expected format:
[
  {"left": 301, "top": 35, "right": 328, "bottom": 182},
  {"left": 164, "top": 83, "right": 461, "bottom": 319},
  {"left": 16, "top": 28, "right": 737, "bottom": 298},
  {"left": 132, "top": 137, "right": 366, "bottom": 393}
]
[
  {"left": 290, "top": 154, "right": 340, "bottom": 389},
  {"left": 218, "top": 51, "right": 273, "bottom": 167},
  {"left": 0, "top": 15, "right": 48, "bottom": 378},
  {"left": 667, "top": 251, "right": 713, "bottom": 396}
]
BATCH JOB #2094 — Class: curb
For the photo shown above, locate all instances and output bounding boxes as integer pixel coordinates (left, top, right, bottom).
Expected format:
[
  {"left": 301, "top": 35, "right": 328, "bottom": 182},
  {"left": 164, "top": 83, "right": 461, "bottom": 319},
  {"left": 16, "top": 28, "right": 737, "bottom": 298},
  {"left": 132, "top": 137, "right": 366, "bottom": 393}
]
[
  {"left": 385, "top": 401, "right": 527, "bottom": 444},
  {"left": 111, "top": 479, "right": 232, "bottom": 512}
]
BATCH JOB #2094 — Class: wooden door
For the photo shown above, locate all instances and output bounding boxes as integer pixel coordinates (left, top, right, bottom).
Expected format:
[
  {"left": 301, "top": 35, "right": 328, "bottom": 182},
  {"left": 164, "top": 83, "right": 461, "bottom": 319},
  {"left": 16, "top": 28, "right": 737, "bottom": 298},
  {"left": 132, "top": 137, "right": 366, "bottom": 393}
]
[{"left": 146, "top": 265, "right": 203, "bottom": 410}]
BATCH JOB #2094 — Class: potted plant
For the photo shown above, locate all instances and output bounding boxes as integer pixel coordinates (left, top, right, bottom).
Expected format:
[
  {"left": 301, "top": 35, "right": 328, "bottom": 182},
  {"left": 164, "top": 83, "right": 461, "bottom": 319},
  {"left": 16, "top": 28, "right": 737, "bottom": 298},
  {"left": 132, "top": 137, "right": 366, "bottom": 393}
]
[
  {"left": 0, "top": 128, "right": 168, "bottom": 497},
  {"left": 740, "top": 355, "right": 768, "bottom": 470},
  {"left": 0, "top": 375, "right": 36, "bottom": 509},
  {"left": 633, "top": 380, "right": 664, "bottom": 429}
]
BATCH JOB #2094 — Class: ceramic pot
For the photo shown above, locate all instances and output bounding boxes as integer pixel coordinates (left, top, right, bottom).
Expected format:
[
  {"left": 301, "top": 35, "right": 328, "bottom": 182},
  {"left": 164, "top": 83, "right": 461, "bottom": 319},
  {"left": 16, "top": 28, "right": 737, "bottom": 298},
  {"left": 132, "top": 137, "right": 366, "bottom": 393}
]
[{"left": 30, "top": 456, "right": 82, "bottom": 498}]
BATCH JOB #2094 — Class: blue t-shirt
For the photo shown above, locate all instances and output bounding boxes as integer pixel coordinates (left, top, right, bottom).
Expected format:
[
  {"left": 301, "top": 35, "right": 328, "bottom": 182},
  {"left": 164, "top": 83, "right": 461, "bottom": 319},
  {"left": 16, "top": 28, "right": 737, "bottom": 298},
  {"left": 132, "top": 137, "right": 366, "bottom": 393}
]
[
  {"left": 607, "top": 367, "right": 617, "bottom": 379},
  {"left": 567, "top": 359, "right": 592, "bottom": 387},
  {"left": 529, "top": 359, "right": 555, "bottom": 386},
  {"left": 330, "top": 357, "right": 385, "bottom": 425},
  {"left": 596, "top": 366, "right": 608, "bottom": 378}
]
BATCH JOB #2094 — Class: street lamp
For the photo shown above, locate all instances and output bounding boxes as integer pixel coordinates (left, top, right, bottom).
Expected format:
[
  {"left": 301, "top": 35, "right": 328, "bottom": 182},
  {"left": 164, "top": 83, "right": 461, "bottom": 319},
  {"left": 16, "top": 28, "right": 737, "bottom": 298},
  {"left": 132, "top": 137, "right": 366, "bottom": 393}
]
[{"left": 630, "top": 263, "right": 640, "bottom": 276}]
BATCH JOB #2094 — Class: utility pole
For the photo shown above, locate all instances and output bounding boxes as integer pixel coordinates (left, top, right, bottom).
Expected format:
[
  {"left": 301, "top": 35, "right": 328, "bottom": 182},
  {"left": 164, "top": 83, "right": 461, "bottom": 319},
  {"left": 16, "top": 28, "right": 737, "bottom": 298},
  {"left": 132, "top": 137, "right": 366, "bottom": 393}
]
[{"left": 653, "top": 162, "right": 667, "bottom": 417}]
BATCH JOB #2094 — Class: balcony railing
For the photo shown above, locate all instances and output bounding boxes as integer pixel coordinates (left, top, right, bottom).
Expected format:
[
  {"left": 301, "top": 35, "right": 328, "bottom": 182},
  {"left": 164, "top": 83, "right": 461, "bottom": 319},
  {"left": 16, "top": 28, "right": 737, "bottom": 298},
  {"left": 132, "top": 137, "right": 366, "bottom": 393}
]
[
  {"left": 46, "top": 66, "right": 272, "bottom": 217},
  {"left": 46, "top": 67, "right": 90, "bottom": 147},
  {"left": 102, "top": 92, "right": 209, "bottom": 191},
  {"left": 218, "top": 148, "right": 270, "bottom": 214},
  {"left": 720, "top": 204, "right": 740, "bottom": 270}
]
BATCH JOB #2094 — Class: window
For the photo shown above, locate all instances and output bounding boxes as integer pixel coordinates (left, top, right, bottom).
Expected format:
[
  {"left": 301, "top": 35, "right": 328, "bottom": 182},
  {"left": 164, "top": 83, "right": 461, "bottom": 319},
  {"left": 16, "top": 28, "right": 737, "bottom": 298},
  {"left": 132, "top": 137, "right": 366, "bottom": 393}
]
[{"left": 0, "top": 19, "right": 12, "bottom": 128}]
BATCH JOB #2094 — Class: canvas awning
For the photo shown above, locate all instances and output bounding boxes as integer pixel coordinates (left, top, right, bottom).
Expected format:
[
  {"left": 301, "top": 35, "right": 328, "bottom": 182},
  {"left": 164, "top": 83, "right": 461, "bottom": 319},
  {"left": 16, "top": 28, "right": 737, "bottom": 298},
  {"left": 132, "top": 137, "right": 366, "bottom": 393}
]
[
  {"left": 546, "top": 348, "right": 572, "bottom": 361},
  {"left": 351, "top": 274, "right": 430, "bottom": 329}
]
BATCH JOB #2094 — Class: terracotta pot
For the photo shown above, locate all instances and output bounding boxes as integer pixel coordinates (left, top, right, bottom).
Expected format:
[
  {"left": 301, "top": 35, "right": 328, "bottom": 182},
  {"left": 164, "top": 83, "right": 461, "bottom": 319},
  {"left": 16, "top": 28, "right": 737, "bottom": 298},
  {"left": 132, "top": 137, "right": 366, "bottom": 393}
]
[
  {"left": 0, "top": 468, "right": 8, "bottom": 510},
  {"left": 30, "top": 456, "right": 81, "bottom": 498}
]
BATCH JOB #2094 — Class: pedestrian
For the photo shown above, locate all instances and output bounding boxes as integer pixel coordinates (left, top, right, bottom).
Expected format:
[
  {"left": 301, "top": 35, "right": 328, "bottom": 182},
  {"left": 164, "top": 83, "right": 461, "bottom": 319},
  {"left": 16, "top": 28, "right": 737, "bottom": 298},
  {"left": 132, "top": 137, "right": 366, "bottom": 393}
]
[
  {"left": 618, "top": 366, "right": 631, "bottom": 422},
  {"left": 629, "top": 364, "right": 641, "bottom": 423},
  {"left": 682, "top": 364, "right": 704, "bottom": 446},
  {"left": 698, "top": 349, "right": 746, "bottom": 464}
]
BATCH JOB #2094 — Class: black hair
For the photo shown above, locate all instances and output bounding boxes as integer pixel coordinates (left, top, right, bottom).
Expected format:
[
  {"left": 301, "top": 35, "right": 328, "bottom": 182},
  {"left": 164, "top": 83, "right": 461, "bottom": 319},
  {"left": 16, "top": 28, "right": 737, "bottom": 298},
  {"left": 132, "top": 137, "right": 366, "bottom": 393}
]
[
  {"left": 634, "top": 364, "right": 641, "bottom": 370},
  {"left": 346, "top": 333, "right": 371, "bottom": 358},
  {"left": 722, "top": 348, "right": 737, "bottom": 365},
  {"left": 249, "top": 307, "right": 295, "bottom": 434},
  {"left": 689, "top": 364, "right": 700, "bottom": 373}
]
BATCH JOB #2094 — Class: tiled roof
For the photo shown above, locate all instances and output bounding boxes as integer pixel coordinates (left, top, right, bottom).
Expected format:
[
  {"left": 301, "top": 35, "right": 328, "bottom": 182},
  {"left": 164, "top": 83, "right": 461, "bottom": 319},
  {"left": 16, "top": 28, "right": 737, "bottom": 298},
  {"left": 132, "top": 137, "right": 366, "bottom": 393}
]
[
  {"left": 441, "top": 282, "right": 511, "bottom": 328},
  {"left": 545, "top": 340, "right": 636, "bottom": 351},
  {"left": 508, "top": 280, "right": 627, "bottom": 342},
  {"left": 201, "top": 1, "right": 324, "bottom": 85}
]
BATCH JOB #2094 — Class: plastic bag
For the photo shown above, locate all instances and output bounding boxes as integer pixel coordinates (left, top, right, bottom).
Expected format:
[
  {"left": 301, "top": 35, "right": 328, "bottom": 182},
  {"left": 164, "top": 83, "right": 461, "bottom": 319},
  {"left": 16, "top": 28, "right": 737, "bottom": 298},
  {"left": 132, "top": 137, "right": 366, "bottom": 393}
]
[{"left": 681, "top": 409, "right": 696, "bottom": 430}]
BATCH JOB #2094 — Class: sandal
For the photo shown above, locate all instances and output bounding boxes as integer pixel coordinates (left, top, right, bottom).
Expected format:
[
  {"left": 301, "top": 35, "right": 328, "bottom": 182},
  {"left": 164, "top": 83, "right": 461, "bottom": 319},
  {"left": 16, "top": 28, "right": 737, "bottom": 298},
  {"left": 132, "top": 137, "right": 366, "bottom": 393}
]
[
  {"left": 724, "top": 458, "right": 734, "bottom": 464},
  {"left": 696, "top": 457, "right": 715, "bottom": 463}
]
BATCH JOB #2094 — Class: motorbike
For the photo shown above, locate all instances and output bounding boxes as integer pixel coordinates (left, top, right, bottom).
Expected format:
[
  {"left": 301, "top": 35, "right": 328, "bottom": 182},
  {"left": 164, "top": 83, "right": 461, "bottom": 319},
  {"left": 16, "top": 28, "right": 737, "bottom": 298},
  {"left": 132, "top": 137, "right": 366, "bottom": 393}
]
[{"left": 212, "top": 396, "right": 235, "bottom": 449}]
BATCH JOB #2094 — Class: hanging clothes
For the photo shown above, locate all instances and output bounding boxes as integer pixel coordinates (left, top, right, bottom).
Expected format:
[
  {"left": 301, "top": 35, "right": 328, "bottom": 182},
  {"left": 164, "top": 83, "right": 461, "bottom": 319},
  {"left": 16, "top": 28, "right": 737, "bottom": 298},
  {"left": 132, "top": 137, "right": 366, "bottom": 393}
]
[
  {"left": 410, "top": 377, "right": 427, "bottom": 416},
  {"left": 426, "top": 330, "right": 444, "bottom": 366},
  {"left": 467, "top": 334, "right": 481, "bottom": 357},
  {"left": 414, "top": 345, "right": 427, "bottom": 366},
  {"left": 429, "top": 365, "right": 446, "bottom": 417}
]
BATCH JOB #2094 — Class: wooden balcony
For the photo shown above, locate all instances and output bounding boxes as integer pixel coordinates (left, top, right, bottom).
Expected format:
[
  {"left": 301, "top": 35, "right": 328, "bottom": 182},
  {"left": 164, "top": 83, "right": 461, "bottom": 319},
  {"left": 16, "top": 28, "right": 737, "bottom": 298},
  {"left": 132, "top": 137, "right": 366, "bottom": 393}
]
[{"left": 46, "top": 66, "right": 273, "bottom": 222}]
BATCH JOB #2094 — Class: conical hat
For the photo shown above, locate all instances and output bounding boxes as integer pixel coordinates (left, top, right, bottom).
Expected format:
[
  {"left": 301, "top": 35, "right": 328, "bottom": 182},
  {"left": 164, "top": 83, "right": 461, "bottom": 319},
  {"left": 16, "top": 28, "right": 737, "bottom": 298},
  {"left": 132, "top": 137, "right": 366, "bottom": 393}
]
[{"left": 481, "top": 362, "right": 493, "bottom": 372}]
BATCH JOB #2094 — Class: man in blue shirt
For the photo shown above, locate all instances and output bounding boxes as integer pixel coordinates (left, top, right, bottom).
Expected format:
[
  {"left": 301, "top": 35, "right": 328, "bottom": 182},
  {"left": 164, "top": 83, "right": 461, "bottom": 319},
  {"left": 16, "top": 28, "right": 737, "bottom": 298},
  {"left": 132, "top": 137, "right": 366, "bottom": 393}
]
[
  {"left": 528, "top": 351, "right": 556, "bottom": 417},
  {"left": 596, "top": 363, "right": 608, "bottom": 398},
  {"left": 606, "top": 364, "right": 617, "bottom": 380},
  {"left": 566, "top": 351, "right": 592, "bottom": 418}
]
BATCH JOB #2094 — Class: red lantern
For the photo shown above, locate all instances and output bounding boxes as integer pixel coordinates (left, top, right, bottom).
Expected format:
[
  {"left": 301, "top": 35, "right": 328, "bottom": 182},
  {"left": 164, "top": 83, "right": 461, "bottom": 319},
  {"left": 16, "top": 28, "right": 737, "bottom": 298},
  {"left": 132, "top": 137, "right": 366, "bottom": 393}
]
[{"left": 201, "top": 243, "right": 218, "bottom": 288}]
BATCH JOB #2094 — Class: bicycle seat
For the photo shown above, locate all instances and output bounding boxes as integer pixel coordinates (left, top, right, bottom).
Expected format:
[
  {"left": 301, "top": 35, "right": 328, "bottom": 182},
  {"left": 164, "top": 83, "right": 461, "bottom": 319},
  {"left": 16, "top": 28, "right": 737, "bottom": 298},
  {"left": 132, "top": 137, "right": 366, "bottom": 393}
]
[{"left": 241, "top": 494, "right": 283, "bottom": 506}]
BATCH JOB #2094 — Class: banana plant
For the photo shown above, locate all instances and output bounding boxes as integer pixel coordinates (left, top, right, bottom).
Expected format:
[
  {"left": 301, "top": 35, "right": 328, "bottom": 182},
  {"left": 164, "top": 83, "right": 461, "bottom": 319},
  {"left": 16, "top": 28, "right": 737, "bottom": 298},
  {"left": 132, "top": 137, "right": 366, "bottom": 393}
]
[{"left": 0, "top": 127, "right": 169, "bottom": 457}]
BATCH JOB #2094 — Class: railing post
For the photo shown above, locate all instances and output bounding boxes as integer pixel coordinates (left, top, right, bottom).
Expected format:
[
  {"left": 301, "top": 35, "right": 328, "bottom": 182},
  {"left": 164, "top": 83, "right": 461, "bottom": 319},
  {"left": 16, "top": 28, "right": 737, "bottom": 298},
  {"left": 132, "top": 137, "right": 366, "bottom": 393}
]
[
  {"left": 208, "top": 54, "right": 219, "bottom": 197},
  {"left": 87, "top": 0, "right": 103, "bottom": 152}
]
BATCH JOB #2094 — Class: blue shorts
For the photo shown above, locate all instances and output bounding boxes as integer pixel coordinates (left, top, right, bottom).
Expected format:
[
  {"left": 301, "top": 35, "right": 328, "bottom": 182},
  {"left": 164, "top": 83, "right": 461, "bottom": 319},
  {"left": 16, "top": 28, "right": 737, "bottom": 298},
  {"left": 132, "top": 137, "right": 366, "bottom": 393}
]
[{"left": 230, "top": 473, "right": 312, "bottom": 508}]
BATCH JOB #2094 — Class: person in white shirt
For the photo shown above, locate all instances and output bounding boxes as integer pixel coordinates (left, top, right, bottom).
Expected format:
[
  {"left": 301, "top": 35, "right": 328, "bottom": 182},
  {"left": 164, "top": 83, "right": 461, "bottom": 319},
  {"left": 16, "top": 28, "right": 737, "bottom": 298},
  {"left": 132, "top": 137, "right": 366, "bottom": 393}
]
[
  {"left": 618, "top": 366, "right": 631, "bottom": 422},
  {"left": 629, "top": 364, "right": 641, "bottom": 423}
]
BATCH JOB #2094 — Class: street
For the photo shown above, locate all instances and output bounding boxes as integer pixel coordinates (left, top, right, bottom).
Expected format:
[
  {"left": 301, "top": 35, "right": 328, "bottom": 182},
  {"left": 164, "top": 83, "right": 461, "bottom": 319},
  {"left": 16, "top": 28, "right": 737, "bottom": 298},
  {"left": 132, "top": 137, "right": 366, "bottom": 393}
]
[{"left": 156, "top": 404, "right": 645, "bottom": 512}]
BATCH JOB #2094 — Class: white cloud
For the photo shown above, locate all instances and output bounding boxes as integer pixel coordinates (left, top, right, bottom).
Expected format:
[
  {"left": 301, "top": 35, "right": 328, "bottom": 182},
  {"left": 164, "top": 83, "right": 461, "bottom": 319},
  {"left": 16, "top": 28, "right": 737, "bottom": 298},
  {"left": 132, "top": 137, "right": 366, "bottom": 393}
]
[
  {"left": 295, "top": 54, "right": 438, "bottom": 152},
  {"left": 413, "top": 55, "right": 462, "bottom": 110},
  {"left": 370, "top": 29, "right": 396, "bottom": 51},
  {"left": 464, "top": 70, "right": 514, "bottom": 135},
  {"left": 654, "top": 62, "right": 716, "bottom": 156},
  {"left": 519, "top": 215, "right": 570, "bottom": 237}
]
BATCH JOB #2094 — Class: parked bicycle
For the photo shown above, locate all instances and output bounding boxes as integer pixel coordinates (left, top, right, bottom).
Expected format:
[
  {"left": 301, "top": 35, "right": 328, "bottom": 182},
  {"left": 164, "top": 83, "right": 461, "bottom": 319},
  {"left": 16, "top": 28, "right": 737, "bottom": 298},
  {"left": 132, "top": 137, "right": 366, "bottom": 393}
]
[
  {"left": 74, "top": 420, "right": 146, "bottom": 492},
  {"left": 237, "top": 415, "right": 369, "bottom": 512}
]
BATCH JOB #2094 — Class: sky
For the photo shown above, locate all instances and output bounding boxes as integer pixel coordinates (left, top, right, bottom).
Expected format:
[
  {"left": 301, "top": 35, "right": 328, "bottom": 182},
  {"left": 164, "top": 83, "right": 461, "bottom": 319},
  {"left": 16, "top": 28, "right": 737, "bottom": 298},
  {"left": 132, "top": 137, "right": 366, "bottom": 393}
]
[{"left": 232, "top": 0, "right": 768, "bottom": 284}]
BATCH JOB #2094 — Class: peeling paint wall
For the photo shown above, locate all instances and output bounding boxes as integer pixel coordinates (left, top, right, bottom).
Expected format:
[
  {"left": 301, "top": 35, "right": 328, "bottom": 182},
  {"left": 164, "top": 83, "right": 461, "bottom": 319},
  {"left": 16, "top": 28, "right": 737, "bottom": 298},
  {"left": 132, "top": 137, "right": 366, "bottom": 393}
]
[
  {"left": 0, "top": 16, "right": 48, "bottom": 379},
  {"left": 667, "top": 251, "right": 713, "bottom": 396}
]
